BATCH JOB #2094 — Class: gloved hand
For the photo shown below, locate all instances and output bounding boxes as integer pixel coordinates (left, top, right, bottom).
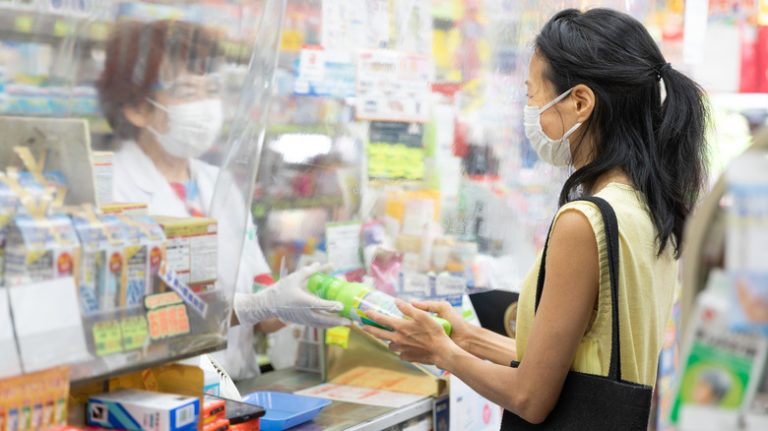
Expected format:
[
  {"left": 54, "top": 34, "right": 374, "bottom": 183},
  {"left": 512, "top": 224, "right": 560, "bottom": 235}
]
[{"left": 234, "top": 263, "right": 351, "bottom": 328}]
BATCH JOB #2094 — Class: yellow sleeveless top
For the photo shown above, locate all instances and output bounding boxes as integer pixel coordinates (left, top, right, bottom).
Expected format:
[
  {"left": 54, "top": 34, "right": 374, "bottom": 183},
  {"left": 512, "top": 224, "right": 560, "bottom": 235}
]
[{"left": 515, "top": 183, "right": 677, "bottom": 386}]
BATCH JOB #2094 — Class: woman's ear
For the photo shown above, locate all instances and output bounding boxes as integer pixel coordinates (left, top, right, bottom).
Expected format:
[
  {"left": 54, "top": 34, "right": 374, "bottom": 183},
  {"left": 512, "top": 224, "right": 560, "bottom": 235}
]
[
  {"left": 123, "top": 102, "right": 152, "bottom": 128},
  {"left": 571, "top": 84, "right": 595, "bottom": 122}
]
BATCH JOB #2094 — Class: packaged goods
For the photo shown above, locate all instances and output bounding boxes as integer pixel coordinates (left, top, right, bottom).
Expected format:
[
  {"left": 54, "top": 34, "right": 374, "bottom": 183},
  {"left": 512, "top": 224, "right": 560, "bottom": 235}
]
[
  {"left": 154, "top": 216, "right": 218, "bottom": 292},
  {"left": 87, "top": 389, "right": 199, "bottom": 431},
  {"left": 115, "top": 215, "right": 167, "bottom": 306},
  {"left": 307, "top": 273, "right": 452, "bottom": 335},
  {"left": 70, "top": 207, "right": 125, "bottom": 315}
]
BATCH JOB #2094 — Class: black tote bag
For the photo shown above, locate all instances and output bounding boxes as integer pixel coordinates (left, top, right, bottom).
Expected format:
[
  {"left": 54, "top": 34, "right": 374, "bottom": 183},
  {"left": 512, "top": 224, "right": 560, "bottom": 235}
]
[{"left": 500, "top": 197, "right": 652, "bottom": 430}]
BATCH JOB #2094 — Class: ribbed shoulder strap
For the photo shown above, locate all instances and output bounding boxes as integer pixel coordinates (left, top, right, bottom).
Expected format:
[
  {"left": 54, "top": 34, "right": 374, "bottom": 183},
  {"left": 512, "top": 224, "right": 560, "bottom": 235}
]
[{"left": 534, "top": 196, "right": 622, "bottom": 381}]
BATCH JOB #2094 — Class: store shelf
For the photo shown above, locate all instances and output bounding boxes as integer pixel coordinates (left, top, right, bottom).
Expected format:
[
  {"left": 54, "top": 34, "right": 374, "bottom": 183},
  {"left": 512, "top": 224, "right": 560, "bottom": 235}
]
[
  {"left": 0, "top": 6, "right": 253, "bottom": 64},
  {"left": 253, "top": 195, "right": 344, "bottom": 217},
  {"left": 0, "top": 7, "right": 108, "bottom": 46}
]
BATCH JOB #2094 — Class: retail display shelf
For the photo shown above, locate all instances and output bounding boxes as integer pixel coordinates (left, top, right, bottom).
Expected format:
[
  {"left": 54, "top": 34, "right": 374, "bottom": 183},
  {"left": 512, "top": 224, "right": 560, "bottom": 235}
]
[
  {"left": 253, "top": 195, "right": 345, "bottom": 216},
  {"left": 0, "top": 6, "right": 253, "bottom": 63},
  {"left": 0, "top": 6, "right": 108, "bottom": 46}
]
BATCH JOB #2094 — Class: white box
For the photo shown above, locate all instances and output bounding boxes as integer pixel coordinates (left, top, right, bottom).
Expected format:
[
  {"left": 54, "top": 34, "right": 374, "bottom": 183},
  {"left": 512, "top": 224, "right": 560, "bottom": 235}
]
[{"left": 87, "top": 389, "right": 199, "bottom": 431}]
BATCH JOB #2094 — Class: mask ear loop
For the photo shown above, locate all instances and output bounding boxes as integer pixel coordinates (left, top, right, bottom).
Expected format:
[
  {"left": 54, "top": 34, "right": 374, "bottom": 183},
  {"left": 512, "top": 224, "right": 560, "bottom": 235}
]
[
  {"left": 146, "top": 98, "right": 169, "bottom": 113},
  {"left": 538, "top": 88, "right": 574, "bottom": 112}
]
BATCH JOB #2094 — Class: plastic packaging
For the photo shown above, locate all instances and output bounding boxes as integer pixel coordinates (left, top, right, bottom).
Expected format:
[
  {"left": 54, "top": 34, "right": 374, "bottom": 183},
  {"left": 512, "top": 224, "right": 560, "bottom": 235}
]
[{"left": 307, "top": 273, "right": 452, "bottom": 335}]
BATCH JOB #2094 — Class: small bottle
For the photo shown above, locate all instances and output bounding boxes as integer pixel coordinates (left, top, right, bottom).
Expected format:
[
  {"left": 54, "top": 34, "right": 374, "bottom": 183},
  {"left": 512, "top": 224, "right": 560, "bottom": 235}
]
[{"left": 307, "top": 273, "right": 452, "bottom": 335}]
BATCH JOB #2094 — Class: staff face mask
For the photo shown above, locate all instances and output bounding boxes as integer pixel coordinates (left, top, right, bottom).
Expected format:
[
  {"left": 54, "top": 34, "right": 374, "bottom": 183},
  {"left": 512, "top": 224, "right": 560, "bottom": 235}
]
[
  {"left": 146, "top": 98, "right": 223, "bottom": 159},
  {"left": 523, "top": 88, "right": 581, "bottom": 167}
]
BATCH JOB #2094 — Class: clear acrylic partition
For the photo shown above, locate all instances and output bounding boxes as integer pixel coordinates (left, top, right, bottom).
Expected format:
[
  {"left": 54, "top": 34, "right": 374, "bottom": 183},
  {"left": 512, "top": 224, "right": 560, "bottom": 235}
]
[
  {"left": 252, "top": 0, "right": 657, "bottom": 308},
  {"left": 0, "top": 0, "right": 284, "bottom": 381}
]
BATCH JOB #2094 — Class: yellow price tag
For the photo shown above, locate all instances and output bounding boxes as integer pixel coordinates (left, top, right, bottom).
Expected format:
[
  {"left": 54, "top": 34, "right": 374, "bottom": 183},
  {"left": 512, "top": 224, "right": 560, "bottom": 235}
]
[
  {"left": 93, "top": 320, "right": 123, "bottom": 356},
  {"left": 121, "top": 316, "right": 148, "bottom": 351},
  {"left": 15, "top": 16, "right": 33, "bottom": 33},
  {"left": 280, "top": 30, "right": 304, "bottom": 52},
  {"left": 325, "top": 326, "right": 351, "bottom": 349}
]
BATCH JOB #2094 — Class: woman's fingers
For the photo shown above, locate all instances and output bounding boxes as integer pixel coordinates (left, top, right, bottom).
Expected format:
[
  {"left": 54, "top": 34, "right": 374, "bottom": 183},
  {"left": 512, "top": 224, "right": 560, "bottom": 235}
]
[
  {"left": 363, "top": 323, "right": 396, "bottom": 342},
  {"left": 412, "top": 300, "right": 451, "bottom": 315},
  {"left": 396, "top": 300, "right": 430, "bottom": 323},
  {"left": 365, "top": 310, "right": 401, "bottom": 330}
]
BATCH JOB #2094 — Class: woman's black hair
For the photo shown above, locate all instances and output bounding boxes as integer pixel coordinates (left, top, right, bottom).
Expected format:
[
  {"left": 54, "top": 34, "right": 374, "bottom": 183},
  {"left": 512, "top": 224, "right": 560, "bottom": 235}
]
[{"left": 535, "top": 8, "right": 708, "bottom": 258}]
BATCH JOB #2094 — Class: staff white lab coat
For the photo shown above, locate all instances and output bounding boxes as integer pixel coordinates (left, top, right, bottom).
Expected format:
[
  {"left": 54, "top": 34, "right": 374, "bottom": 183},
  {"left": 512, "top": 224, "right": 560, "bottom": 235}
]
[{"left": 113, "top": 141, "right": 270, "bottom": 380}]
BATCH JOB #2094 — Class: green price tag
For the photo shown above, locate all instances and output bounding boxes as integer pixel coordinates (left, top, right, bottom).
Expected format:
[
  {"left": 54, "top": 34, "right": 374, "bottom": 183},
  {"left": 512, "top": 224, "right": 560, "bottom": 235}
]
[
  {"left": 53, "top": 20, "right": 72, "bottom": 37},
  {"left": 121, "top": 316, "right": 149, "bottom": 351},
  {"left": 93, "top": 320, "right": 123, "bottom": 356},
  {"left": 14, "top": 16, "right": 33, "bottom": 33}
]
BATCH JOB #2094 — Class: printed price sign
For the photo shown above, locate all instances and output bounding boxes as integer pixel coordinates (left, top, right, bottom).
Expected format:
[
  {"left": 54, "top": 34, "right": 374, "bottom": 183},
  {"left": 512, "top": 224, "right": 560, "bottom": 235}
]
[
  {"left": 93, "top": 320, "right": 123, "bottom": 356},
  {"left": 145, "top": 292, "right": 183, "bottom": 310},
  {"left": 356, "top": 50, "right": 433, "bottom": 122},
  {"left": 53, "top": 20, "right": 72, "bottom": 37},
  {"left": 14, "top": 16, "right": 33, "bottom": 33},
  {"left": 368, "top": 122, "right": 425, "bottom": 180},
  {"left": 120, "top": 316, "right": 148, "bottom": 351},
  {"left": 148, "top": 304, "right": 190, "bottom": 340}
]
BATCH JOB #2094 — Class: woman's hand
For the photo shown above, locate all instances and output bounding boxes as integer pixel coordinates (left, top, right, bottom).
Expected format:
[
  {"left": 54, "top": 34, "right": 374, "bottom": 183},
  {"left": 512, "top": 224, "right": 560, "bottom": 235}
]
[
  {"left": 364, "top": 300, "right": 458, "bottom": 367},
  {"left": 411, "top": 300, "right": 472, "bottom": 349}
]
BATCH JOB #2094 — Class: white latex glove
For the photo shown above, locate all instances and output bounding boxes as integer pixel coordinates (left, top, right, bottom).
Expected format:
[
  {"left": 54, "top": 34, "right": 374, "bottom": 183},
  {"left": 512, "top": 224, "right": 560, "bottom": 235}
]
[{"left": 234, "top": 263, "right": 351, "bottom": 328}]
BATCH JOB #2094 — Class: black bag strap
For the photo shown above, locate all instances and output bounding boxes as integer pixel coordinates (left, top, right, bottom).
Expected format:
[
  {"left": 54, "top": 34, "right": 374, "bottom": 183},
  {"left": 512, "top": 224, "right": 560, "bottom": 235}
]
[{"left": 534, "top": 196, "right": 622, "bottom": 382}]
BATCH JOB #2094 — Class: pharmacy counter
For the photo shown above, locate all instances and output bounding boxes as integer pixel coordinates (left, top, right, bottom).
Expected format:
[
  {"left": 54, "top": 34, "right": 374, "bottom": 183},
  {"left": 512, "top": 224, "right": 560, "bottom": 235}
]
[{"left": 236, "top": 368, "right": 435, "bottom": 431}]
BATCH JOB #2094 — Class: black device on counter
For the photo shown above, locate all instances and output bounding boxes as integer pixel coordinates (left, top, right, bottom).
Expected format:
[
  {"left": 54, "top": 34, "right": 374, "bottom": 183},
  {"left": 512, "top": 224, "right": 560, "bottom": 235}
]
[
  {"left": 206, "top": 395, "right": 266, "bottom": 426},
  {"left": 468, "top": 289, "right": 519, "bottom": 336}
]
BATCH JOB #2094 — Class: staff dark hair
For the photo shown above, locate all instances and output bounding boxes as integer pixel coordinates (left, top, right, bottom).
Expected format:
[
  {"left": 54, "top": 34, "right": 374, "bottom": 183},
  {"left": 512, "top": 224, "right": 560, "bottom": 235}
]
[{"left": 535, "top": 8, "right": 708, "bottom": 258}]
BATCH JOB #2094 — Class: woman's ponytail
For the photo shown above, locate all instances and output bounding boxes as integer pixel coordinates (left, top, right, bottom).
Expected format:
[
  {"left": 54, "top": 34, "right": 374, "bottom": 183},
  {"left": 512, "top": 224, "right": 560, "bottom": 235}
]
[{"left": 654, "top": 66, "right": 709, "bottom": 257}]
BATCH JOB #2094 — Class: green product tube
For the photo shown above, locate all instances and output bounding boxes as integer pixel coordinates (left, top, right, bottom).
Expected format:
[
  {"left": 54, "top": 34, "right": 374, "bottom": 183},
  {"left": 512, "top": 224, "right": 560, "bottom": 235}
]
[{"left": 307, "top": 273, "right": 452, "bottom": 336}]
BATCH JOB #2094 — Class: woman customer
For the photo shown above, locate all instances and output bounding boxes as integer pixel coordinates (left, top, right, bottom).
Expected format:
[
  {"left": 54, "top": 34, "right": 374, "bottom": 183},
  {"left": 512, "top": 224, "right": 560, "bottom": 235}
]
[{"left": 366, "top": 8, "right": 707, "bottom": 426}]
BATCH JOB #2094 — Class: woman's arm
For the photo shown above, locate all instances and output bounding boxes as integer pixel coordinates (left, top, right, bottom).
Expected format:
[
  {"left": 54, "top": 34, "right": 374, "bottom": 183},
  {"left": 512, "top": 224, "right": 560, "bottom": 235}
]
[
  {"left": 366, "top": 210, "right": 599, "bottom": 424},
  {"left": 458, "top": 325, "right": 517, "bottom": 365},
  {"left": 412, "top": 301, "right": 516, "bottom": 365}
]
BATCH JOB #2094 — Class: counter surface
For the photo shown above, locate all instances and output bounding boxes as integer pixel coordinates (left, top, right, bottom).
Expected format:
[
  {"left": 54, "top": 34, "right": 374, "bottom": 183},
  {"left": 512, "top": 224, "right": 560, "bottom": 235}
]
[{"left": 235, "top": 368, "right": 433, "bottom": 431}]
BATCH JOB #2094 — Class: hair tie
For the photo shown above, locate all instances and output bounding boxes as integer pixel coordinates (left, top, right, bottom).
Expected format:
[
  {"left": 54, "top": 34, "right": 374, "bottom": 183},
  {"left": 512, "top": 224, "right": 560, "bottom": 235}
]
[{"left": 655, "top": 62, "right": 672, "bottom": 81}]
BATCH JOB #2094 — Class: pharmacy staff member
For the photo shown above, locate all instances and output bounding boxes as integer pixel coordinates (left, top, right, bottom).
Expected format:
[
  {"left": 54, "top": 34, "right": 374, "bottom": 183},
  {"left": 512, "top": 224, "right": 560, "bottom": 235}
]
[{"left": 97, "top": 20, "right": 348, "bottom": 380}]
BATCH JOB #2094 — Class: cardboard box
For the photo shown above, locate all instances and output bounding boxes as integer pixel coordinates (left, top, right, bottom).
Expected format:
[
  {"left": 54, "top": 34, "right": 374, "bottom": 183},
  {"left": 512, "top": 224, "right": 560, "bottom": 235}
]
[
  {"left": 154, "top": 216, "right": 218, "bottom": 293},
  {"left": 87, "top": 389, "right": 199, "bottom": 431},
  {"left": 325, "top": 325, "right": 447, "bottom": 398}
]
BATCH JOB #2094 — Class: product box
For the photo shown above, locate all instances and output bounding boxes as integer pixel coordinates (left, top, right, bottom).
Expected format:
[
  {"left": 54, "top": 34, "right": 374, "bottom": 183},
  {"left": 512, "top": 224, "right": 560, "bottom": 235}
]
[
  {"left": 0, "top": 170, "right": 20, "bottom": 290},
  {"left": 0, "top": 366, "right": 70, "bottom": 430},
  {"left": 3, "top": 212, "right": 80, "bottom": 286},
  {"left": 671, "top": 292, "right": 768, "bottom": 428},
  {"left": 154, "top": 216, "right": 218, "bottom": 292},
  {"left": 70, "top": 210, "right": 126, "bottom": 315},
  {"left": 87, "top": 389, "right": 199, "bottom": 431},
  {"left": 114, "top": 215, "right": 167, "bottom": 307},
  {"left": 92, "top": 151, "right": 114, "bottom": 206}
]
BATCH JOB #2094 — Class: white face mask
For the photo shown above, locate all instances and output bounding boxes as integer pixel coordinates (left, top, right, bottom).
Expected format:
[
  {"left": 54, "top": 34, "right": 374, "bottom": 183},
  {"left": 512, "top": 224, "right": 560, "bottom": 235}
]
[
  {"left": 146, "top": 98, "right": 223, "bottom": 159},
  {"left": 523, "top": 88, "right": 582, "bottom": 167}
]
